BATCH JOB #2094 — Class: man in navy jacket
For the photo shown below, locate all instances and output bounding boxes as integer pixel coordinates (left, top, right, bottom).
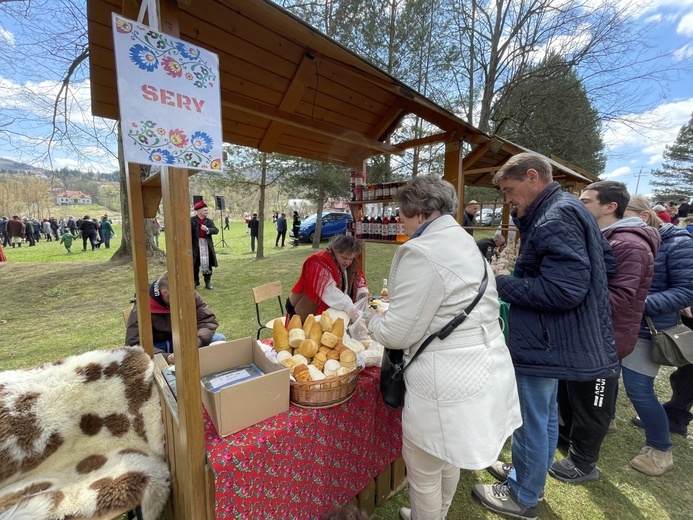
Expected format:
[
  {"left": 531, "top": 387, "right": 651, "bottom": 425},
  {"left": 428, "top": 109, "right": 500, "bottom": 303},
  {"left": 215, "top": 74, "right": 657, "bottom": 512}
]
[{"left": 472, "top": 153, "right": 619, "bottom": 520}]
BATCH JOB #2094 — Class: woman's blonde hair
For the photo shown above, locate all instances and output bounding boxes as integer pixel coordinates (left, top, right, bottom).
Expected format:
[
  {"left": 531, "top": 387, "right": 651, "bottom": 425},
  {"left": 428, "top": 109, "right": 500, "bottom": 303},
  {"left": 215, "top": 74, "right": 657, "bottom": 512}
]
[{"left": 627, "top": 195, "right": 662, "bottom": 229}]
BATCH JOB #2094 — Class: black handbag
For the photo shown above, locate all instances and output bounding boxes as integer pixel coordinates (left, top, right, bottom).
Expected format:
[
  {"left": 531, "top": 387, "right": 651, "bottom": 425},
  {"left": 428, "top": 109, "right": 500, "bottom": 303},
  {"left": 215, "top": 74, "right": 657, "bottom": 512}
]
[
  {"left": 645, "top": 314, "right": 693, "bottom": 367},
  {"left": 380, "top": 258, "right": 489, "bottom": 409}
]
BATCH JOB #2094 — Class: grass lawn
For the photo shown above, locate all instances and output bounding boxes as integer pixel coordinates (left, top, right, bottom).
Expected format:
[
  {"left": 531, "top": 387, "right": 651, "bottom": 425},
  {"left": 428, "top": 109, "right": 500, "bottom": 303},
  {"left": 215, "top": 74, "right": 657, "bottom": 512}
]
[{"left": 1, "top": 221, "right": 690, "bottom": 519}]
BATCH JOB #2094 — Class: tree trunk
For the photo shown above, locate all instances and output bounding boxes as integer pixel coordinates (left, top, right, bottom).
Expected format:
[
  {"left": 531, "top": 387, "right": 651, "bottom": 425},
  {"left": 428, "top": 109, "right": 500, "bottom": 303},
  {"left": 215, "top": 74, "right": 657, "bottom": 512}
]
[{"left": 111, "top": 123, "right": 165, "bottom": 261}]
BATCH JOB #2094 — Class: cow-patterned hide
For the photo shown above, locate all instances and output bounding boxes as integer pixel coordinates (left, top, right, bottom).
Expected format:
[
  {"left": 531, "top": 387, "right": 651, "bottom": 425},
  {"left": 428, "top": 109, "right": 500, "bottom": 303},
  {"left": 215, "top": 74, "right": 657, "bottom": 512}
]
[{"left": 0, "top": 347, "right": 170, "bottom": 520}]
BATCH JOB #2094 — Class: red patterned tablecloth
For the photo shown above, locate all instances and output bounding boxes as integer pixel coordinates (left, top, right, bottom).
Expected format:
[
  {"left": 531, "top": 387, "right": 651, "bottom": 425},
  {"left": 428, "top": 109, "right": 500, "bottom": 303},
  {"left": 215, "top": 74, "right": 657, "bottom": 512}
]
[{"left": 203, "top": 367, "right": 402, "bottom": 519}]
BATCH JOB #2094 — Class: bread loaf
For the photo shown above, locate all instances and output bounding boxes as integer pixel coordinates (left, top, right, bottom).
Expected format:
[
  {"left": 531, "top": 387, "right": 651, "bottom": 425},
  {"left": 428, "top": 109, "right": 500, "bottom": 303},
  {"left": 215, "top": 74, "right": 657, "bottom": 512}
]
[
  {"left": 321, "top": 331, "right": 339, "bottom": 348},
  {"left": 288, "top": 328, "right": 306, "bottom": 348},
  {"left": 302, "top": 314, "right": 315, "bottom": 336},
  {"left": 308, "top": 322, "right": 323, "bottom": 344},
  {"left": 340, "top": 349, "right": 357, "bottom": 369},
  {"left": 288, "top": 315, "right": 303, "bottom": 331},
  {"left": 272, "top": 319, "right": 290, "bottom": 351},
  {"left": 331, "top": 318, "right": 345, "bottom": 341},
  {"left": 311, "top": 351, "right": 327, "bottom": 371},
  {"left": 319, "top": 314, "right": 333, "bottom": 332},
  {"left": 298, "top": 338, "right": 319, "bottom": 359}
]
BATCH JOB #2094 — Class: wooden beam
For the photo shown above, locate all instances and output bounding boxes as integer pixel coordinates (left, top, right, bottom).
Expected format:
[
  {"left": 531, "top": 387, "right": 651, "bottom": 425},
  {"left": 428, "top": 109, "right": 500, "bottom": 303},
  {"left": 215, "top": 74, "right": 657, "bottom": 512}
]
[
  {"left": 444, "top": 140, "right": 464, "bottom": 224},
  {"left": 125, "top": 161, "right": 153, "bottom": 356},
  {"left": 161, "top": 166, "right": 207, "bottom": 520},
  {"left": 461, "top": 141, "right": 493, "bottom": 172},
  {"left": 368, "top": 103, "right": 405, "bottom": 141},
  {"left": 393, "top": 132, "right": 446, "bottom": 151},
  {"left": 259, "top": 53, "right": 318, "bottom": 152},
  {"left": 222, "top": 93, "right": 405, "bottom": 156}
]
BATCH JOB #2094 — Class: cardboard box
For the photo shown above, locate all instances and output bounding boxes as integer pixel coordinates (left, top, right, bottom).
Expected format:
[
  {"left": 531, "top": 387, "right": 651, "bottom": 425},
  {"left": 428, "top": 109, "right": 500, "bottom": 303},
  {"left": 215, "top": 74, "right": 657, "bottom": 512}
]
[{"left": 199, "top": 338, "right": 289, "bottom": 436}]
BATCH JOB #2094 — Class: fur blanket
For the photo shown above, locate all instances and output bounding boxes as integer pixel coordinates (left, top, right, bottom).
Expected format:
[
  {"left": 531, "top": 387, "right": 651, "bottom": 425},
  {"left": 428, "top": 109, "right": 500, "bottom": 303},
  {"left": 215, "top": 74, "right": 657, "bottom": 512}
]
[{"left": 0, "top": 347, "right": 170, "bottom": 520}]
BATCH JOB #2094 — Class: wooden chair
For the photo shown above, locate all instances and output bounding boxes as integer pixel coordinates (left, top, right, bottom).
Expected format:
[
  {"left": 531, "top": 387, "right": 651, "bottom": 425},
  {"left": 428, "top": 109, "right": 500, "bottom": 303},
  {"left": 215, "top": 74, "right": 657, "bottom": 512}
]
[{"left": 252, "top": 281, "right": 284, "bottom": 339}]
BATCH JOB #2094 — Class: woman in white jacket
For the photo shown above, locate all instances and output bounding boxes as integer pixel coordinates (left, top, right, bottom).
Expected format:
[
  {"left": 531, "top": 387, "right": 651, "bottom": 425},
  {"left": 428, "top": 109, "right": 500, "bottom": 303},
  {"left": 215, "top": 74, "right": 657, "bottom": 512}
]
[{"left": 368, "top": 175, "right": 521, "bottom": 520}]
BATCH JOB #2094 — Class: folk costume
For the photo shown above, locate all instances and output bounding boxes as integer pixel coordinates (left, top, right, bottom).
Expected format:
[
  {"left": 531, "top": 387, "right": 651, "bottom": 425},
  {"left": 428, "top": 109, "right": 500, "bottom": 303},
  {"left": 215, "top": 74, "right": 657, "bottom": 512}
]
[
  {"left": 287, "top": 248, "right": 369, "bottom": 321},
  {"left": 191, "top": 200, "right": 219, "bottom": 290}
]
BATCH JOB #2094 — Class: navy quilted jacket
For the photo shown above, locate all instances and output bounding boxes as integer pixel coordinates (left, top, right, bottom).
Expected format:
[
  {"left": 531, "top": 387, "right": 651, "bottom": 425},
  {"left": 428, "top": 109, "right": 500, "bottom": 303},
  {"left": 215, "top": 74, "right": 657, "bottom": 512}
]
[
  {"left": 639, "top": 223, "right": 693, "bottom": 338},
  {"left": 496, "top": 183, "right": 620, "bottom": 381}
]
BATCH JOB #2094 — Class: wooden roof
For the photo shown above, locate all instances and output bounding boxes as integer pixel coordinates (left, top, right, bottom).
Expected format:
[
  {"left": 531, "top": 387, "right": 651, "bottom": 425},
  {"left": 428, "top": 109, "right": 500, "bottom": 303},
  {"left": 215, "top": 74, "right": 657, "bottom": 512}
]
[
  {"left": 450, "top": 136, "right": 600, "bottom": 189},
  {"left": 87, "top": 0, "right": 491, "bottom": 168}
]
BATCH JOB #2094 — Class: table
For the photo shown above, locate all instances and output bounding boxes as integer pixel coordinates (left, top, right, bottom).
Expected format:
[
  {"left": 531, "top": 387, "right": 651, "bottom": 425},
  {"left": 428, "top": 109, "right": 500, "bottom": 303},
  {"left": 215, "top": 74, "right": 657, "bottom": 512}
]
[{"left": 203, "top": 367, "right": 402, "bottom": 519}]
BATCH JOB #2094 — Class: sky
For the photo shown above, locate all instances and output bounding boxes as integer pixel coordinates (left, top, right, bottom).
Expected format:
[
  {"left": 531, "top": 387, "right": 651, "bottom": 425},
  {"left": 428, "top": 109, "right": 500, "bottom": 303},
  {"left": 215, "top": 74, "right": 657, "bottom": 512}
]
[{"left": 0, "top": 0, "right": 692, "bottom": 198}]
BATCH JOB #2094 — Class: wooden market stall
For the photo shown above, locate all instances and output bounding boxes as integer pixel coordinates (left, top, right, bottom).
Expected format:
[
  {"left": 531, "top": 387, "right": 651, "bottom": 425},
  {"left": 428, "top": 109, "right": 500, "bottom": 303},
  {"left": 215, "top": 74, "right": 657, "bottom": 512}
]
[{"left": 86, "top": 0, "right": 600, "bottom": 517}]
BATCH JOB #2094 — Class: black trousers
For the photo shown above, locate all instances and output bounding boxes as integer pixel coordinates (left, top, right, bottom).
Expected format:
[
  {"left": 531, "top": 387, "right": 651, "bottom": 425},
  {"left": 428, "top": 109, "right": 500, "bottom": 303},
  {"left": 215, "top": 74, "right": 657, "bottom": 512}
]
[
  {"left": 557, "top": 377, "right": 619, "bottom": 467},
  {"left": 193, "top": 257, "right": 212, "bottom": 285},
  {"left": 663, "top": 364, "right": 693, "bottom": 432},
  {"left": 276, "top": 230, "right": 286, "bottom": 246}
]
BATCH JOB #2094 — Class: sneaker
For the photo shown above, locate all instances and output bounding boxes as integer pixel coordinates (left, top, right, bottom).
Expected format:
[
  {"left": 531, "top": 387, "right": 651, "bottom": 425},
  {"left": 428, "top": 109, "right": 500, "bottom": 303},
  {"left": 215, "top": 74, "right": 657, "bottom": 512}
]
[
  {"left": 472, "top": 481, "right": 538, "bottom": 520},
  {"left": 607, "top": 419, "right": 617, "bottom": 434},
  {"left": 399, "top": 507, "right": 411, "bottom": 520},
  {"left": 630, "top": 446, "right": 674, "bottom": 476},
  {"left": 487, "top": 460, "right": 513, "bottom": 481},
  {"left": 632, "top": 415, "right": 687, "bottom": 437},
  {"left": 549, "top": 456, "right": 599, "bottom": 483}
]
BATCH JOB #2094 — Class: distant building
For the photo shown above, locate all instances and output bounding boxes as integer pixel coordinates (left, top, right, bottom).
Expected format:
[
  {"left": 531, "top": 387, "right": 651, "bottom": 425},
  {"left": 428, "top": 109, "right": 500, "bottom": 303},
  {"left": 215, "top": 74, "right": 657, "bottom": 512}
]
[{"left": 56, "top": 190, "right": 92, "bottom": 206}]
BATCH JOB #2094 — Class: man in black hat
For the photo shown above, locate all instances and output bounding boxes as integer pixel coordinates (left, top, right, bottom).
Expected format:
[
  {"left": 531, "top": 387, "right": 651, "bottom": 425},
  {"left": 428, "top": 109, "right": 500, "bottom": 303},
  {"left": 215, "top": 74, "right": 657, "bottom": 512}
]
[{"left": 191, "top": 200, "right": 219, "bottom": 290}]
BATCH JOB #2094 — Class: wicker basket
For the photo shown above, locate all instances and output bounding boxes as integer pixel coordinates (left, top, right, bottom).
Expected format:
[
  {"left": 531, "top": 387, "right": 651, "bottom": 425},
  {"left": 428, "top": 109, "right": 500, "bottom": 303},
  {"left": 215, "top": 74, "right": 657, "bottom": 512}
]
[{"left": 290, "top": 367, "right": 363, "bottom": 409}]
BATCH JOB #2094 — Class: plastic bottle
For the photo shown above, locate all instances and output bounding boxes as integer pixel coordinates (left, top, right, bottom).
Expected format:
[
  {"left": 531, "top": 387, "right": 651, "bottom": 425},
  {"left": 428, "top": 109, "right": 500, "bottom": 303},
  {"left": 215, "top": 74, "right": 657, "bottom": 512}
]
[{"left": 380, "top": 278, "right": 389, "bottom": 300}]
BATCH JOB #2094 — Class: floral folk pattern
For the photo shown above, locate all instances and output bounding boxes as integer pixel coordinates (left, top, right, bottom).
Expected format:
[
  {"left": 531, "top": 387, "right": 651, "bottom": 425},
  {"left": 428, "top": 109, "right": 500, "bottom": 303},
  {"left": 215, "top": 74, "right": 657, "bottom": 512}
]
[
  {"left": 116, "top": 16, "right": 221, "bottom": 170},
  {"left": 204, "top": 367, "right": 402, "bottom": 519}
]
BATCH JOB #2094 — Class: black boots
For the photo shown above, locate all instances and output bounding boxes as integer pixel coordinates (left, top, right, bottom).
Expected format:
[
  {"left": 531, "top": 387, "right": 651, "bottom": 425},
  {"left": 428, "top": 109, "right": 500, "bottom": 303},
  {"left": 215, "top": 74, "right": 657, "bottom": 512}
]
[{"left": 204, "top": 275, "right": 213, "bottom": 290}]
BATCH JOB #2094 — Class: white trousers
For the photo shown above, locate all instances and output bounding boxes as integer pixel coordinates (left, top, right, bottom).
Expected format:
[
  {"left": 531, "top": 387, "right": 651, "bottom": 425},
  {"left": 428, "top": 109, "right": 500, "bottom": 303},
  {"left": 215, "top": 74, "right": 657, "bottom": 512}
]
[{"left": 402, "top": 434, "right": 460, "bottom": 520}]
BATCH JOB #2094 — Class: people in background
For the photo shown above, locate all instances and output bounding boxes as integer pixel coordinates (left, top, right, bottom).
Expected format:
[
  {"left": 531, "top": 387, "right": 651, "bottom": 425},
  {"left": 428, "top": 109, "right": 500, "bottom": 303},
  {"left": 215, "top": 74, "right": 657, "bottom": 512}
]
[
  {"left": 148, "top": 217, "right": 161, "bottom": 247},
  {"left": 287, "top": 234, "right": 369, "bottom": 322},
  {"left": 475, "top": 153, "right": 618, "bottom": 520},
  {"left": 291, "top": 211, "right": 301, "bottom": 247},
  {"left": 476, "top": 233, "right": 506, "bottom": 261},
  {"left": 276, "top": 212, "right": 287, "bottom": 247},
  {"left": 79, "top": 214, "right": 98, "bottom": 251},
  {"left": 368, "top": 175, "right": 520, "bottom": 520},
  {"left": 653, "top": 204, "right": 671, "bottom": 223},
  {"left": 100, "top": 215, "right": 114, "bottom": 249},
  {"left": 677, "top": 198, "right": 690, "bottom": 218},
  {"left": 620, "top": 195, "right": 693, "bottom": 476},
  {"left": 125, "top": 271, "right": 226, "bottom": 363},
  {"left": 59, "top": 230, "right": 78, "bottom": 254},
  {"left": 224, "top": 213, "right": 230, "bottom": 230},
  {"left": 248, "top": 212, "right": 259, "bottom": 252},
  {"left": 6, "top": 216, "right": 24, "bottom": 248},
  {"left": 462, "top": 200, "right": 479, "bottom": 236},
  {"left": 549, "top": 181, "right": 659, "bottom": 485},
  {"left": 191, "top": 200, "right": 219, "bottom": 290},
  {"left": 685, "top": 217, "right": 693, "bottom": 235}
]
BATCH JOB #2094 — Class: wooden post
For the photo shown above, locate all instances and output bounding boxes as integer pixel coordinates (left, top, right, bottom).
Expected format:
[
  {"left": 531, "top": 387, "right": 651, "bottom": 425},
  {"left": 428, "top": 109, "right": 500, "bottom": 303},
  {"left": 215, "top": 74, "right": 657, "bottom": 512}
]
[
  {"left": 126, "top": 161, "right": 153, "bottom": 356},
  {"left": 444, "top": 140, "right": 464, "bottom": 223},
  {"left": 161, "top": 166, "right": 207, "bottom": 519}
]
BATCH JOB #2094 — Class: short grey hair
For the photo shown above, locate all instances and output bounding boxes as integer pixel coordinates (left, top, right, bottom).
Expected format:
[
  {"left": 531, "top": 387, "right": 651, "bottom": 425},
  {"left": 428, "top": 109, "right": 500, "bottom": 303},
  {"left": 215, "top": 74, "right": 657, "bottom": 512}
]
[
  {"left": 493, "top": 153, "right": 553, "bottom": 185},
  {"left": 397, "top": 174, "right": 458, "bottom": 218},
  {"left": 329, "top": 234, "right": 363, "bottom": 255}
]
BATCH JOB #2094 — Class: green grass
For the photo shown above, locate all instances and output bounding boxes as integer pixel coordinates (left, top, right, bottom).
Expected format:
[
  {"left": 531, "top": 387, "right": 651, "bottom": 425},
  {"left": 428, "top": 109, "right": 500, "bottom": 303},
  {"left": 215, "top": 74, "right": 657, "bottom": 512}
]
[{"left": 1, "top": 221, "right": 691, "bottom": 519}]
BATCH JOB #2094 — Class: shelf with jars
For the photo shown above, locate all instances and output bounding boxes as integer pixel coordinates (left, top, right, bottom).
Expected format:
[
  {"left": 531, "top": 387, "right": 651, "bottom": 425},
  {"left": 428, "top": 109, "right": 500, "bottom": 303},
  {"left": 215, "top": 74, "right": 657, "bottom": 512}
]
[{"left": 347, "top": 201, "right": 407, "bottom": 244}]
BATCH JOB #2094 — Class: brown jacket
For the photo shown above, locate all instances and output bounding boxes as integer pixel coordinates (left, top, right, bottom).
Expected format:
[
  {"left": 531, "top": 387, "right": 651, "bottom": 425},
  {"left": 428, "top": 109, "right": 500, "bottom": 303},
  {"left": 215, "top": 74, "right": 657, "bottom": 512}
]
[{"left": 124, "top": 292, "right": 219, "bottom": 352}]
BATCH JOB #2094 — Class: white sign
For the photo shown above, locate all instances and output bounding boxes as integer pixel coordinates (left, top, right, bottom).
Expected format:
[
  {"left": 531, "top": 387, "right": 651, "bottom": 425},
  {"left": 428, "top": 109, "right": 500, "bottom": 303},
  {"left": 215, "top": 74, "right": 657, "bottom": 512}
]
[{"left": 112, "top": 14, "right": 223, "bottom": 172}]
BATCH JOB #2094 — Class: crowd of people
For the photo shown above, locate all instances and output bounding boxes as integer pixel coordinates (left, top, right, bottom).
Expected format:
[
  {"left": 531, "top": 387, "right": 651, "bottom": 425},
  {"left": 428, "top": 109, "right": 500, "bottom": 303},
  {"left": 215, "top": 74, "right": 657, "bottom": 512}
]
[
  {"left": 0, "top": 214, "right": 116, "bottom": 254},
  {"left": 276, "top": 155, "right": 692, "bottom": 520}
]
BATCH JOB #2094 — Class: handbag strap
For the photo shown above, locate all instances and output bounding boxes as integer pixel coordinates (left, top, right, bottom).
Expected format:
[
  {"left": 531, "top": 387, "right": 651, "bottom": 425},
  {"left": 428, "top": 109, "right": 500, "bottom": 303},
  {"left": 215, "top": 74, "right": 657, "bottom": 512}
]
[
  {"left": 645, "top": 313, "right": 684, "bottom": 336},
  {"left": 403, "top": 255, "right": 490, "bottom": 372}
]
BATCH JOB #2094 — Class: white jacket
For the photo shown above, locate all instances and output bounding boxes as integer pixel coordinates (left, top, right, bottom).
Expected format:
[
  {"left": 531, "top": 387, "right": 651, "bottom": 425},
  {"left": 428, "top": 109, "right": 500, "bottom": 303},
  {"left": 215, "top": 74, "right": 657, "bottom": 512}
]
[{"left": 369, "top": 214, "right": 521, "bottom": 469}]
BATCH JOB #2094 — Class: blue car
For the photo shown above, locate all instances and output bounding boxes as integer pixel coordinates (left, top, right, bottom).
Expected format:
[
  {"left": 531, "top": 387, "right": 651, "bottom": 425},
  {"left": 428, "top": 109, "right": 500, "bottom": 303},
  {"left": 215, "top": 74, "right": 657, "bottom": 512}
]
[{"left": 294, "top": 212, "right": 353, "bottom": 242}]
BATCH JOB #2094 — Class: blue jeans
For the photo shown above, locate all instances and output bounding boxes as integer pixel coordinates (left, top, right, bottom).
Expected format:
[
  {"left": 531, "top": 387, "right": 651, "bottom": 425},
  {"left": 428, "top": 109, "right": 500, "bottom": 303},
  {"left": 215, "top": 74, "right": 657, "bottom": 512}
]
[
  {"left": 622, "top": 366, "right": 672, "bottom": 451},
  {"left": 154, "top": 332, "right": 227, "bottom": 354},
  {"left": 508, "top": 375, "right": 558, "bottom": 506}
]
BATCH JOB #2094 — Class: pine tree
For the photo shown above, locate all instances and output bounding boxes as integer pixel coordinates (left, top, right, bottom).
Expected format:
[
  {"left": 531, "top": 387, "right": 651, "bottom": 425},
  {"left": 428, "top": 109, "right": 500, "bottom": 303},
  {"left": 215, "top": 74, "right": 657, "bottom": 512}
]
[
  {"left": 651, "top": 112, "right": 693, "bottom": 199},
  {"left": 491, "top": 54, "right": 606, "bottom": 174}
]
